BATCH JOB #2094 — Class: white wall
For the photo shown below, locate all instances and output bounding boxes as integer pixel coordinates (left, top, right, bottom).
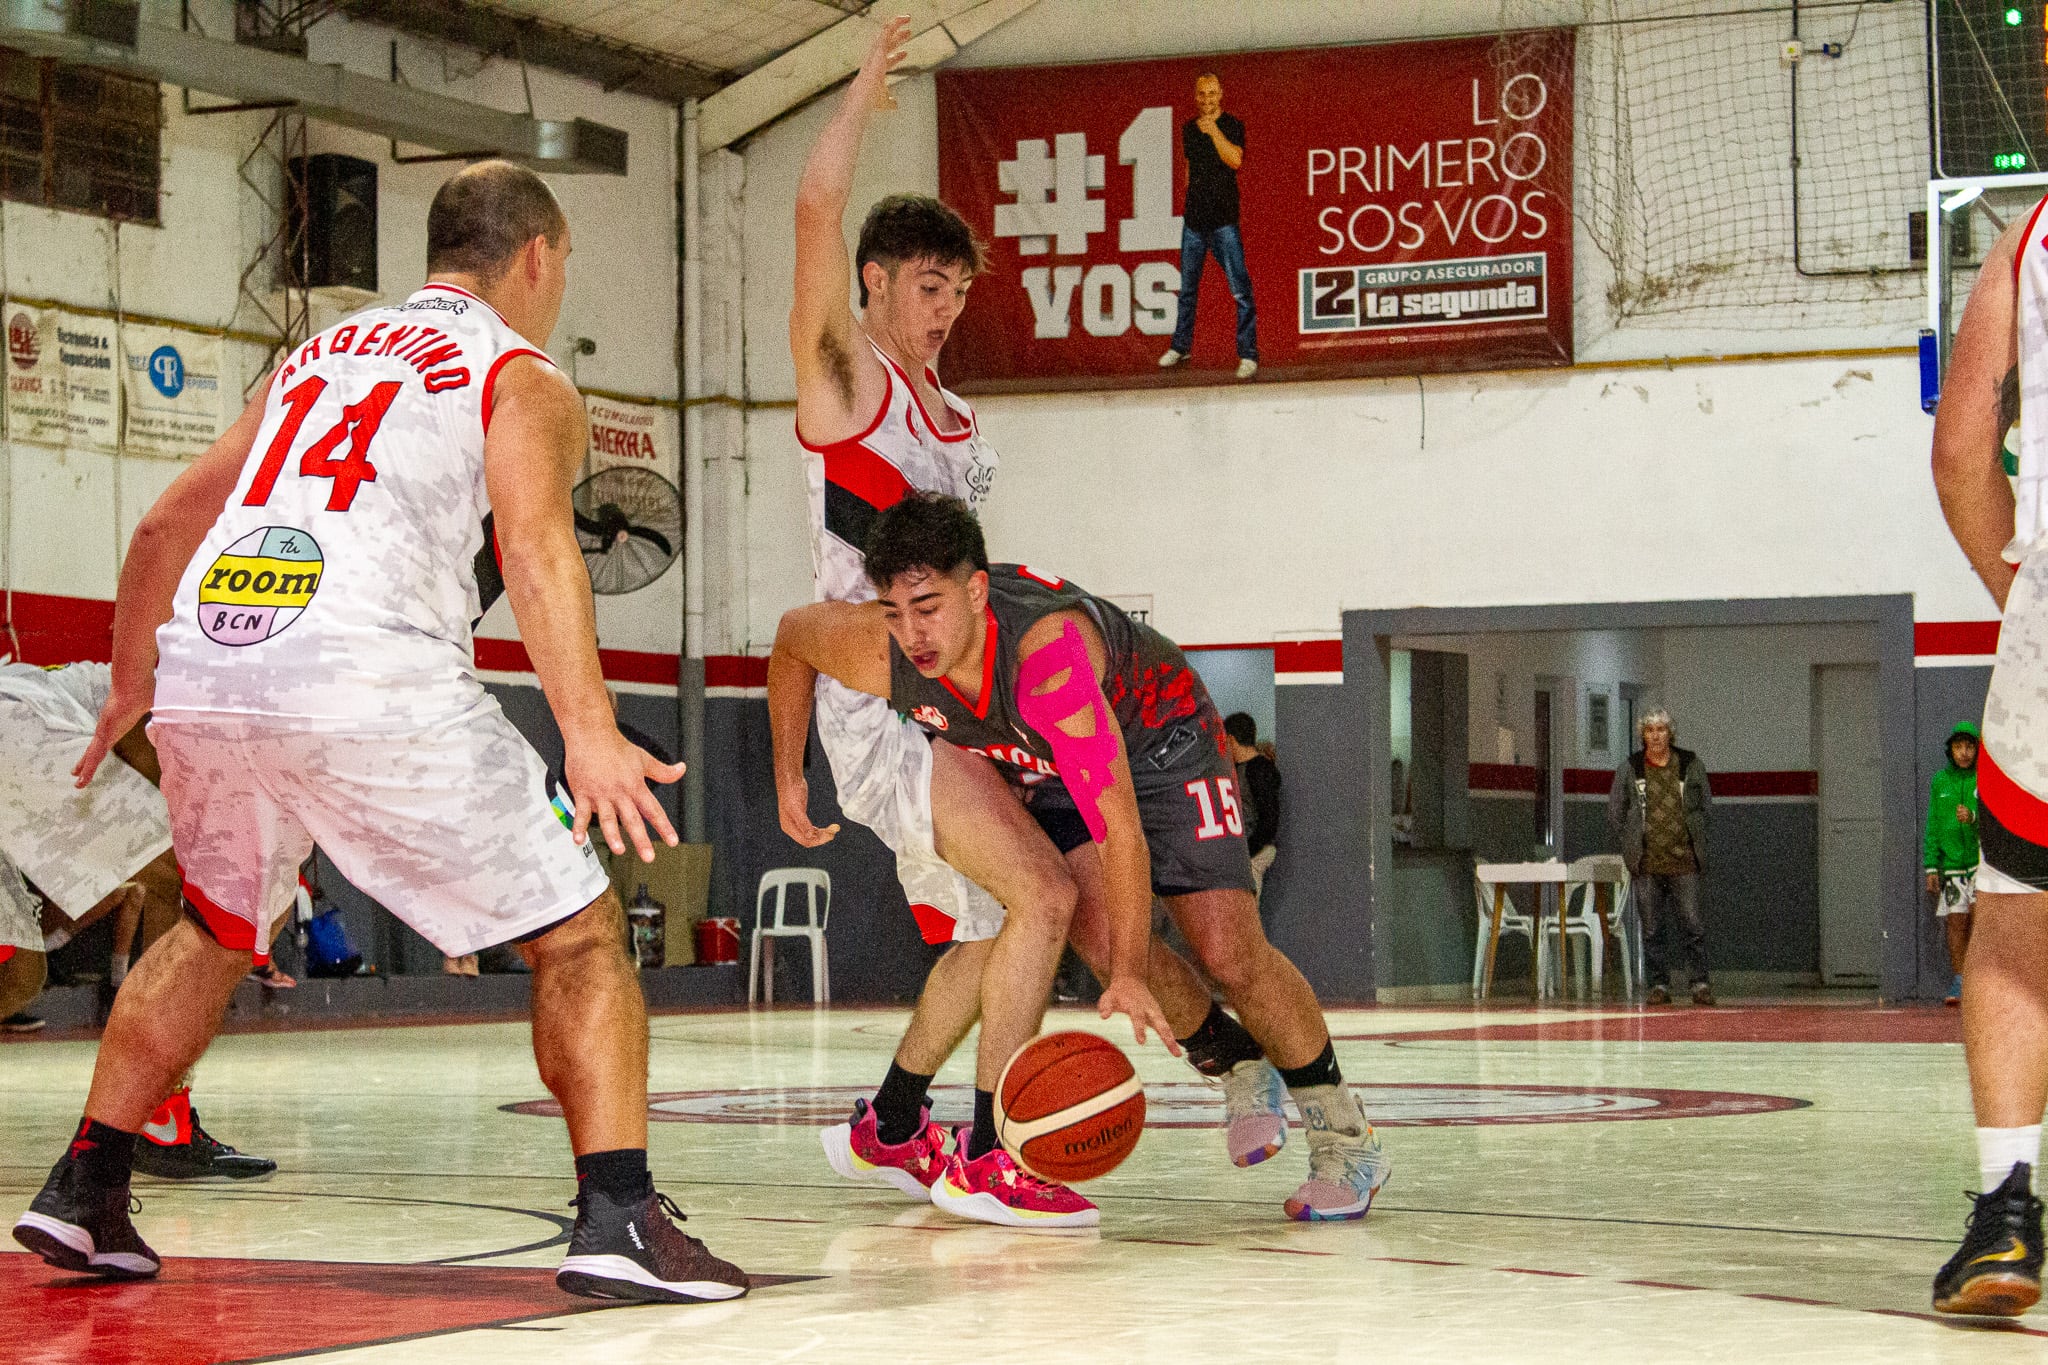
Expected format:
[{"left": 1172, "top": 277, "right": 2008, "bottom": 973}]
[
  {"left": 0, "top": 4, "right": 684, "bottom": 660},
  {"left": 720, "top": 0, "right": 1975, "bottom": 658}
]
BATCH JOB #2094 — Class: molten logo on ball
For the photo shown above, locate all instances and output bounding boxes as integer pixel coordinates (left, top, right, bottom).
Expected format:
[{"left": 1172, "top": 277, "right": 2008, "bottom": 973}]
[{"left": 994, "top": 1031, "right": 1145, "bottom": 1183}]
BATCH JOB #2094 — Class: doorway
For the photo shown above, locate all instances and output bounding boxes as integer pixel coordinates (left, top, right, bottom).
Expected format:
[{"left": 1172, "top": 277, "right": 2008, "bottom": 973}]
[{"left": 1815, "top": 663, "right": 1882, "bottom": 985}]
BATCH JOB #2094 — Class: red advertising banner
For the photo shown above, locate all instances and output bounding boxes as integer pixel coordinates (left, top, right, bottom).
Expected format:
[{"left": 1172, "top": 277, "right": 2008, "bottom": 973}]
[{"left": 935, "top": 31, "right": 1574, "bottom": 392}]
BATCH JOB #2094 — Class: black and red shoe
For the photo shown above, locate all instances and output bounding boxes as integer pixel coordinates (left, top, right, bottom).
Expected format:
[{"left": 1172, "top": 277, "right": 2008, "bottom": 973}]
[
  {"left": 556, "top": 1185, "right": 748, "bottom": 1304},
  {"left": 13, "top": 1157, "right": 160, "bottom": 1280}
]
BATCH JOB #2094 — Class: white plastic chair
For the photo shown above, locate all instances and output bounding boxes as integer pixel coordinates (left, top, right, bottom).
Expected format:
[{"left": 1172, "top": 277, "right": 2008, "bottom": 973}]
[
  {"left": 1471, "top": 869, "right": 1538, "bottom": 999},
  {"left": 750, "top": 868, "right": 830, "bottom": 1005},
  {"left": 1549, "top": 855, "right": 1635, "bottom": 999}
]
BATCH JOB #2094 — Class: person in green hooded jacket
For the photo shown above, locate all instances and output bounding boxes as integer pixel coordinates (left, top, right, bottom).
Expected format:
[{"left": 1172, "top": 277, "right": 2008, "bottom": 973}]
[{"left": 1926, "top": 721, "right": 1981, "bottom": 1006}]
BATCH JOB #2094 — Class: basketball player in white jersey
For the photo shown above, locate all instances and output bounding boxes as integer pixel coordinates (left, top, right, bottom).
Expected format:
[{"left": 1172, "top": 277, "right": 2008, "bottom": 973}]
[
  {"left": 788, "top": 19, "right": 1285, "bottom": 1226},
  {"left": 12, "top": 163, "right": 747, "bottom": 1304},
  {"left": 1932, "top": 201, "right": 2048, "bottom": 1317}
]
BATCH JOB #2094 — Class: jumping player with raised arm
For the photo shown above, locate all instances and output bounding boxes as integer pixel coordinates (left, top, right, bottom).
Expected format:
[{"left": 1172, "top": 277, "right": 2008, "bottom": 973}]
[
  {"left": 12, "top": 162, "right": 747, "bottom": 1303},
  {"left": 788, "top": 14, "right": 1132, "bottom": 1217},
  {"left": 786, "top": 20, "right": 1288, "bottom": 1218},
  {"left": 1930, "top": 201, "right": 2048, "bottom": 1318},
  {"left": 773, "top": 494, "right": 1392, "bottom": 1223}
]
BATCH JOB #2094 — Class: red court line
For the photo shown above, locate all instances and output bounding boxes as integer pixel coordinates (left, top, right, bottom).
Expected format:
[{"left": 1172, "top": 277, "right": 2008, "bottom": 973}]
[
  {"left": 1244, "top": 1246, "right": 1336, "bottom": 1257},
  {"left": 0, "top": 1255, "right": 614, "bottom": 1365}
]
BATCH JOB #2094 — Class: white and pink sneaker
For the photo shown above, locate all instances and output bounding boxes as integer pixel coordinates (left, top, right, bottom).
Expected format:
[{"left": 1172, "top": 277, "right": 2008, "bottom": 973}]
[{"left": 929, "top": 1146, "right": 1099, "bottom": 1230}]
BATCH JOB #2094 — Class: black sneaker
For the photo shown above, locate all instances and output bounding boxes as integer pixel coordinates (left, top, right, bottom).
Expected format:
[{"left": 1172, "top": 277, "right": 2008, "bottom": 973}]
[
  {"left": 1645, "top": 986, "right": 1670, "bottom": 1006},
  {"left": 12, "top": 1158, "right": 160, "bottom": 1279},
  {"left": 1934, "top": 1163, "right": 2044, "bottom": 1316},
  {"left": 556, "top": 1186, "right": 749, "bottom": 1303},
  {"left": 1, "top": 1011, "right": 44, "bottom": 1032},
  {"left": 1691, "top": 982, "right": 1716, "bottom": 1007},
  {"left": 131, "top": 1107, "right": 277, "bottom": 1182}
]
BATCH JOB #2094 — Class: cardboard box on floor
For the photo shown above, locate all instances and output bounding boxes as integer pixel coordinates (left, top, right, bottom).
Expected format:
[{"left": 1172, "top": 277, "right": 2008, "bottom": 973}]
[{"left": 604, "top": 843, "right": 713, "bottom": 965}]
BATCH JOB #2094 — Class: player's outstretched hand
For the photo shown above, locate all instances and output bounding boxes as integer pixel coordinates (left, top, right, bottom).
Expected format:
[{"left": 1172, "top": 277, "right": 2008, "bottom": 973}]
[
  {"left": 777, "top": 779, "right": 841, "bottom": 848},
  {"left": 1098, "top": 976, "right": 1183, "bottom": 1057},
  {"left": 851, "top": 14, "right": 912, "bottom": 112},
  {"left": 566, "top": 730, "right": 685, "bottom": 863},
  {"left": 73, "top": 682, "right": 152, "bottom": 788}
]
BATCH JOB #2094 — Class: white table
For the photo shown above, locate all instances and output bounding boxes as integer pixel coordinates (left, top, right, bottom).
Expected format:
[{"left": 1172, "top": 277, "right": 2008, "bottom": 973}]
[{"left": 1475, "top": 860, "right": 1568, "bottom": 999}]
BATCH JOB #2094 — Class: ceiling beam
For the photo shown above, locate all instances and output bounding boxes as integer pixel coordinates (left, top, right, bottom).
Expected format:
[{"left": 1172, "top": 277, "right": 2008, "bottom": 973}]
[
  {"left": 695, "top": 0, "right": 1040, "bottom": 152},
  {"left": 327, "top": 0, "right": 728, "bottom": 103}
]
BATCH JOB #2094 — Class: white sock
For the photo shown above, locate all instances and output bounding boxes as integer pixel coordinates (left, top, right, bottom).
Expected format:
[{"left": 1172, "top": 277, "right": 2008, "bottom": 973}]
[{"left": 1977, "top": 1126, "right": 2042, "bottom": 1191}]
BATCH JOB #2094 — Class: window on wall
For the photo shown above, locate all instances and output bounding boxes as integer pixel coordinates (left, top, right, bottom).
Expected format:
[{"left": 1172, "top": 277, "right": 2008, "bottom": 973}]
[{"left": 0, "top": 47, "right": 160, "bottom": 225}]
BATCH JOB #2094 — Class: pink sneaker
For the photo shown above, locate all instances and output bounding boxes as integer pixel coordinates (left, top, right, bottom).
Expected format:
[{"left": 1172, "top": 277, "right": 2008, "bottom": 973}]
[
  {"left": 929, "top": 1146, "right": 1099, "bottom": 1229},
  {"left": 820, "top": 1098, "right": 951, "bottom": 1199}
]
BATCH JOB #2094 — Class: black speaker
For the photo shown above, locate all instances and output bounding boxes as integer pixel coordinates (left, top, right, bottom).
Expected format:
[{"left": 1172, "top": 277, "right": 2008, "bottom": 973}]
[{"left": 288, "top": 154, "right": 378, "bottom": 293}]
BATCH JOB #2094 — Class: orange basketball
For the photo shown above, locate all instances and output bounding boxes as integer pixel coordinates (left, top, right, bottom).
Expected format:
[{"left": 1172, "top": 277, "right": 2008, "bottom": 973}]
[{"left": 994, "top": 1030, "right": 1145, "bottom": 1183}]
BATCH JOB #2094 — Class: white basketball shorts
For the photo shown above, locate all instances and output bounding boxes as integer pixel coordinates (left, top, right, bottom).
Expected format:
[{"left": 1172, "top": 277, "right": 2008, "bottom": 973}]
[
  {"left": 151, "top": 698, "right": 610, "bottom": 959},
  {"left": 0, "top": 663, "right": 172, "bottom": 919},
  {"left": 813, "top": 676, "right": 1005, "bottom": 944},
  {"left": 1978, "top": 544, "right": 2048, "bottom": 894}
]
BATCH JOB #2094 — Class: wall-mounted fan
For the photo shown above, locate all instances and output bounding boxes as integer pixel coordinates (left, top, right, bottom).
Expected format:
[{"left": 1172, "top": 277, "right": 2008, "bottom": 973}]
[
  {"left": 471, "top": 466, "right": 683, "bottom": 621},
  {"left": 574, "top": 466, "right": 682, "bottom": 595}
]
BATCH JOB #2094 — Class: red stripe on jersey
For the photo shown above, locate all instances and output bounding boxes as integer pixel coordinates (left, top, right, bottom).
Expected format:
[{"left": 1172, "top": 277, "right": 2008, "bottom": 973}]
[
  {"left": 824, "top": 442, "right": 913, "bottom": 511},
  {"left": 877, "top": 349, "right": 973, "bottom": 444},
  {"left": 795, "top": 375, "right": 891, "bottom": 455},
  {"left": 420, "top": 280, "right": 511, "bottom": 326},
  {"left": 940, "top": 606, "right": 999, "bottom": 720},
  {"left": 1981, "top": 745, "right": 2048, "bottom": 848},
  {"left": 2018, "top": 196, "right": 2048, "bottom": 291},
  {"left": 481, "top": 348, "right": 553, "bottom": 434}
]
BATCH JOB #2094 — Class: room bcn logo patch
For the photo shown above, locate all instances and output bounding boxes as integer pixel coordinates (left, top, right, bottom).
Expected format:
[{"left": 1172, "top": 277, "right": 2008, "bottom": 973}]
[
  {"left": 503, "top": 1081, "right": 1808, "bottom": 1129},
  {"left": 197, "top": 526, "right": 323, "bottom": 647}
]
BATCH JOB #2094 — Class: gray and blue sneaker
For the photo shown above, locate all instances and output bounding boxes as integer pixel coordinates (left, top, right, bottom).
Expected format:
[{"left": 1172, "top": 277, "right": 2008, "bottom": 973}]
[
  {"left": 1283, "top": 1084, "right": 1390, "bottom": 1222},
  {"left": 1220, "top": 1058, "right": 1288, "bottom": 1167}
]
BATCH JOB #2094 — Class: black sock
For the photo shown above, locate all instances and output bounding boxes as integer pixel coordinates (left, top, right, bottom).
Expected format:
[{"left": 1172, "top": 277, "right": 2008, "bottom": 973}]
[
  {"left": 574, "top": 1147, "right": 651, "bottom": 1203},
  {"left": 1177, "top": 1002, "right": 1266, "bottom": 1078},
  {"left": 872, "top": 1061, "right": 935, "bottom": 1145},
  {"left": 1277, "top": 1040, "right": 1342, "bottom": 1091},
  {"left": 968, "top": 1088, "right": 998, "bottom": 1161},
  {"left": 66, "top": 1118, "right": 136, "bottom": 1186}
]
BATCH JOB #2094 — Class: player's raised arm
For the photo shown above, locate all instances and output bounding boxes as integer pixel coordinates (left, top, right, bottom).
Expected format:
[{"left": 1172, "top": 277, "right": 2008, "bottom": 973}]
[
  {"left": 790, "top": 14, "right": 908, "bottom": 438},
  {"left": 1015, "top": 610, "right": 1176, "bottom": 1051},
  {"left": 74, "top": 383, "right": 269, "bottom": 787},
  {"left": 768, "top": 601, "right": 895, "bottom": 846},
  {"left": 486, "top": 355, "right": 683, "bottom": 862},
  {"left": 1936, "top": 216, "right": 2027, "bottom": 610}
]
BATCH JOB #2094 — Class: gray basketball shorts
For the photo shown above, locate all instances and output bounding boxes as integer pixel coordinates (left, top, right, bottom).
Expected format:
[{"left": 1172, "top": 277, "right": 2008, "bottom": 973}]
[
  {"left": 813, "top": 676, "right": 1005, "bottom": 944},
  {"left": 1020, "top": 737, "right": 1256, "bottom": 898},
  {"left": 151, "top": 699, "right": 610, "bottom": 958}
]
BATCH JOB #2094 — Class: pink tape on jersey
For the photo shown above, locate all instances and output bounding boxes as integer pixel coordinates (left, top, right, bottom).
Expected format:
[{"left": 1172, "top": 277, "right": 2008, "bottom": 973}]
[{"left": 1016, "top": 620, "right": 1120, "bottom": 842}]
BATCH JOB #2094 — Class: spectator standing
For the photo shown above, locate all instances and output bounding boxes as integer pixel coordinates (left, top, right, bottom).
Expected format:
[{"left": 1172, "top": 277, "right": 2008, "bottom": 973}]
[
  {"left": 1607, "top": 707, "right": 1715, "bottom": 1006},
  {"left": 1926, "top": 721, "right": 1981, "bottom": 1006},
  {"left": 1156, "top": 72, "right": 1259, "bottom": 380},
  {"left": 1224, "top": 713, "right": 1281, "bottom": 906}
]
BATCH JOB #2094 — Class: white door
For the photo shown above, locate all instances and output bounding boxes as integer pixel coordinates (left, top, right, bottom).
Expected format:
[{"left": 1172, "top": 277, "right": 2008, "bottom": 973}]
[{"left": 1816, "top": 664, "right": 1882, "bottom": 985}]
